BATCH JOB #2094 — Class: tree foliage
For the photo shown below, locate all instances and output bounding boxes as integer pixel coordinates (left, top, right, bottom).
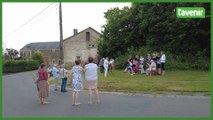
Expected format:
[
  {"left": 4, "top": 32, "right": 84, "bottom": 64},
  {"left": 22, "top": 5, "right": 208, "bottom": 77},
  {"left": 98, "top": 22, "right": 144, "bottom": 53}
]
[
  {"left": 32, "top": 51, "right": 43, "bottom": 64},
  {"left": 98, "top": 3, "right": 210, "bottom": 70},
  {"left": 5, "top": 48, "right": 19, "bottom": 59}
]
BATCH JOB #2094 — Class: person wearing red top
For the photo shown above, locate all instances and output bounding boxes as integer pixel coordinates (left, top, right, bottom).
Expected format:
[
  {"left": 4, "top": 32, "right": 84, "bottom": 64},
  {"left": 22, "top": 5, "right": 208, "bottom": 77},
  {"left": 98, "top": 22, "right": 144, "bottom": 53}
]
[{"left": 37, "top": 63, "right": 49, "bottom": 104}]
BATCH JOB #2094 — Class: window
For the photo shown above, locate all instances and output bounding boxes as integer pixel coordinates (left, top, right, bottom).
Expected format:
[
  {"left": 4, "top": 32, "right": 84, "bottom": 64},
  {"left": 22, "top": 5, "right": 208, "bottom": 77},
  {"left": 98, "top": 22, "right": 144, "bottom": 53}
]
[
  {"left": 86, "top": 32, "right": 90, "bottom": 41},
  {"left": 23, "top": 52, "right": 25, "bottom": 57},
  {"left": 76, "top": 56, "right": 81, "bottom": 60},
  {"left": 52, "top": 59, "right": 55, "bottom": 64},
  {"left": 28, "top": 52, "right": 30, "bottom": 57},
  {"left": 88, "top": 45, "right": 95, "bottom": 48}
]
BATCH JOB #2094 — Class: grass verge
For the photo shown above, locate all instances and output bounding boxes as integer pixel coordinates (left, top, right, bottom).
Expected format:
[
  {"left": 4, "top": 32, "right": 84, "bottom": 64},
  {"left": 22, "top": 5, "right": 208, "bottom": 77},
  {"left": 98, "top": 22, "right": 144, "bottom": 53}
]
[{"left": 48, "top": 70, "right": 210, "bottom": 94}]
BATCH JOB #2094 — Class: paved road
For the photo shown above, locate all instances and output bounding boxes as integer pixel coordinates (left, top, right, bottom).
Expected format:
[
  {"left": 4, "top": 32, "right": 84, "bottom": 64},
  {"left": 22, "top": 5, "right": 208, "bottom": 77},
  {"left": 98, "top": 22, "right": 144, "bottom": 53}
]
[{"left": 2, "top": 71, "right": 210, "bottom": 118}]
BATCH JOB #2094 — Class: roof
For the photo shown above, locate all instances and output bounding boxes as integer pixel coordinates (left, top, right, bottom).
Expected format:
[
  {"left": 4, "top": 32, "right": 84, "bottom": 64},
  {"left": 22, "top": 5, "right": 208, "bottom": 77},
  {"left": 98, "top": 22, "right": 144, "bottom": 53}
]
[
  {"left": 20, "top": 42, "right": 60, "bottom": 51},
  {"left": 63, "top": 27, "right": 101, "bottom": 41}
]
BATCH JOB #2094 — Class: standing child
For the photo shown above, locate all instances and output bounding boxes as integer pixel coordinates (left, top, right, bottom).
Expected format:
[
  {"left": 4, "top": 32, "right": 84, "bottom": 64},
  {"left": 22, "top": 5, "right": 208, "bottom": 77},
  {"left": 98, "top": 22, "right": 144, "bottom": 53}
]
[
  {"left": 60, "top": 64, "right": 68, "bottom": 92},
  {"left": 71, "top": 60, "right": 84, "bottom": 106},
  {"left": 85, "top": 57, "right": 101, "bottom": 105}
]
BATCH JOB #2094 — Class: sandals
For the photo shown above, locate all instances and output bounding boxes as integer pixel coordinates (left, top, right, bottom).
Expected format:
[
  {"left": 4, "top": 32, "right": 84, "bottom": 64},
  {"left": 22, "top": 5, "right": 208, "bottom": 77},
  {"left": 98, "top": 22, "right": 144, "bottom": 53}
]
[
  {"left": 43, "top": 101, "right": 49, "bottom": 104},
  {"left": 72, "top": 102, "right": 81, "bottom": 106},
  {"left": 97, "top": 101, "right": 101, "bottom": 104},
  {"left": 88, "top": 102, "right": 93, "bottom": 105},
  {"left": 40, "top": 101, "right": 49, "bottom": 105},
  {"left": 88, "top": 101, "right": 101, "bottom": 105}
]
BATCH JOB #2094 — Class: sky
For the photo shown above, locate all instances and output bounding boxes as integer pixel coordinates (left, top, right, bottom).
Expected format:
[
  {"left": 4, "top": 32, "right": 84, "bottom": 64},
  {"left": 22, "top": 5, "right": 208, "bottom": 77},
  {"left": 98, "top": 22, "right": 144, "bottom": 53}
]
[{"left": 2, "top": 2, "right": 131, "bottom": 51}]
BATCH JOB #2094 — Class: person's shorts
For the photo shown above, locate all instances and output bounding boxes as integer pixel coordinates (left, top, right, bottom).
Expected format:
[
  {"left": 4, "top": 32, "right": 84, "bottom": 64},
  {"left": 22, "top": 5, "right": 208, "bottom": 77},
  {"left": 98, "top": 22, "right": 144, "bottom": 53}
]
[{"left": 157, "top": 64, "right": 161, "bottom": 69}]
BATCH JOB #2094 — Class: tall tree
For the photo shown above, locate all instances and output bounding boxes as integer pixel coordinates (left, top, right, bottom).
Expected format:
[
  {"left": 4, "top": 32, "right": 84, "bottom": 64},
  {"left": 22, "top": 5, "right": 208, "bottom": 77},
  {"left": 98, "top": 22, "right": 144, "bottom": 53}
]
[{"left": 99, "top": 3, "right": 210, "bottom": 62}]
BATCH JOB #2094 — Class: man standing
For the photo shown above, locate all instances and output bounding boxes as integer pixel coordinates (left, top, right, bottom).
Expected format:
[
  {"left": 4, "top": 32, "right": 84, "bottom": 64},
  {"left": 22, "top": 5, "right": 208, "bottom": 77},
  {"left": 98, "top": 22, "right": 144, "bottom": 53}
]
[
  {"left": 99, "top": 57, "right": 105, "bottom": 73},
  {"left": 160, "top": 51, "right": 166, "bottom": 75}
]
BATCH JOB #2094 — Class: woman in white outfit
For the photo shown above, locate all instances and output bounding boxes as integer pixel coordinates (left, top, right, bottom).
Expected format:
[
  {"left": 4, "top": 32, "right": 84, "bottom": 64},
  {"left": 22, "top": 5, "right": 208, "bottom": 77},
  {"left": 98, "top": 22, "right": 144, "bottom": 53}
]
[{"left": 85, "top": 57, "right": 101, "bottom": 104}]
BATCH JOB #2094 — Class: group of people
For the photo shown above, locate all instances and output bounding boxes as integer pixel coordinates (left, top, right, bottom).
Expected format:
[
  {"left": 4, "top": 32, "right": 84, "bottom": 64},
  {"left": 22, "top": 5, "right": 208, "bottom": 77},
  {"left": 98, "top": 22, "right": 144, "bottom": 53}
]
[
  {"left": 99, "top": 57, "right": 115, "bottom": 77},
  {"left": 123, "top": 51, "right": 166, "bottom": 76},
  {"left": 34, "top": 57, "right": 101, "bottom": 106}
]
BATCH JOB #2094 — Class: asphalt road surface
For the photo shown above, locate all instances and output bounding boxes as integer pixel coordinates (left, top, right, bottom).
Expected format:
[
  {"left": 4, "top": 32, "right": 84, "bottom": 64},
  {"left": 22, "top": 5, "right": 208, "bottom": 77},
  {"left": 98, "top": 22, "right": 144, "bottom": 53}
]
[{"left": 2, "top": 71, "right": 211, "bottom": 118}]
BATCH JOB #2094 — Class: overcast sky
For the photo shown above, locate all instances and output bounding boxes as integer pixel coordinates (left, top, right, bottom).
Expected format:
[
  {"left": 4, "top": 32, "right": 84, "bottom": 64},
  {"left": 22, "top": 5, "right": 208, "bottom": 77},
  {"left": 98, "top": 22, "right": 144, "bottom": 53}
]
[{"left": 2, "top": 2, "right": 131, "bottom": 51}]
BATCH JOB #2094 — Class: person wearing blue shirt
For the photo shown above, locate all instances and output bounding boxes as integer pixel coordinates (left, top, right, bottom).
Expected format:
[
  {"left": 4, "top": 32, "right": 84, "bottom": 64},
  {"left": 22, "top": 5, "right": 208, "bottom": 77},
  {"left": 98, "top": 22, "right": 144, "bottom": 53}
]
[{"left": 52, "top": 64, "right": 60, "bottom": 91}]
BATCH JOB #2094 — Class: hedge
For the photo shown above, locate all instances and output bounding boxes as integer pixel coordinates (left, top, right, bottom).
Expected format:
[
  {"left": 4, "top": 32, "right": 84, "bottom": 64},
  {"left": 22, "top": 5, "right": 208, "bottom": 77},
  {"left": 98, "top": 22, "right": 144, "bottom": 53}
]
[{"left": 3, "top": 60, "right": 39, "bottom": 73}]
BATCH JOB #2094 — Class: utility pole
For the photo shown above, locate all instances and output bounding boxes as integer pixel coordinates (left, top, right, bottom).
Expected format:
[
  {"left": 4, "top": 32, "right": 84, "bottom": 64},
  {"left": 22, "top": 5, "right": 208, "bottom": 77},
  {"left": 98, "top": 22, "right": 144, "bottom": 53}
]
[{"left": 59, "top": 2, "right": 64, "bottom": 63}]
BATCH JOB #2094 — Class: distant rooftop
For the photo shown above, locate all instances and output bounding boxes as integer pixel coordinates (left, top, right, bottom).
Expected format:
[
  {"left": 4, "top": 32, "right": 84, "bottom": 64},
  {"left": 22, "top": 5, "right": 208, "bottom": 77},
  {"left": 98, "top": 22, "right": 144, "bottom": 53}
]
[{"left": 20, "top": 42, "right": 60, "bottom": 51}]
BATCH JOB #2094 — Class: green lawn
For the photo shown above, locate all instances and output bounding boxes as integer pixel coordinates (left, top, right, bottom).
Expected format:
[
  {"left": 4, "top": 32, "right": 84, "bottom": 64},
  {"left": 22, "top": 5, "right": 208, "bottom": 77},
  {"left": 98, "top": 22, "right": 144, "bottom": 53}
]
[{"left": 48, "top": 70, "right": 211, "bottom": 93}]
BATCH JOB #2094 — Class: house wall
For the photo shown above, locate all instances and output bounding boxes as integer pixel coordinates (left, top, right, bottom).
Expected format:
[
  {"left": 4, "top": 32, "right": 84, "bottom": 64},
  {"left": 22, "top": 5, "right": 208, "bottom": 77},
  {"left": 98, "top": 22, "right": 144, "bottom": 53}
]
[
  {"left": 20, "top": 49, "right": 60, "bottom": 65},
  {"left": 63, "top": 28, "right": 100, "bottom": 65},
  {"left": 33, "top": 49, "right": 60, "bottom": 64},
  {"left": 20, "top": 50, "right": 32, "bottom": 60}
]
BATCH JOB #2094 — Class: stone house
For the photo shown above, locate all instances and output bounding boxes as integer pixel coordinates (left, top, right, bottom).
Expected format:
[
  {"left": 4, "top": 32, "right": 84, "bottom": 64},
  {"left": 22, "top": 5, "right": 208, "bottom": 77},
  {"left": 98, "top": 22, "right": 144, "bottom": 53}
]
[
  {"left": 20, "top": 27, "right": 101, "bottom": 66},
  {"left": 63, "top": 27, "right": 101, "bottom": 64},
  {"left": 20, "top": 42, "right": 60, "bottom": 66}
]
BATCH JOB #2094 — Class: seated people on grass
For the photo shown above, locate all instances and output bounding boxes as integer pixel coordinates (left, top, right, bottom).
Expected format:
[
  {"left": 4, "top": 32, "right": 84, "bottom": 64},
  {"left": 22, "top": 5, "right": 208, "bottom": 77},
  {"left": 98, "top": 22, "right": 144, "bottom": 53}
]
[
  {"left": 132, "top": 59, "right": 140, "bottom": 73},
  {"left": 146, "top": 60, "right": 157, "bottom": 75},
  {"left": 139, "top": 56, "right": 145, "bottom": 74},
  {"left": 123, "top": 56, "right": 132, "bottom": 73}
]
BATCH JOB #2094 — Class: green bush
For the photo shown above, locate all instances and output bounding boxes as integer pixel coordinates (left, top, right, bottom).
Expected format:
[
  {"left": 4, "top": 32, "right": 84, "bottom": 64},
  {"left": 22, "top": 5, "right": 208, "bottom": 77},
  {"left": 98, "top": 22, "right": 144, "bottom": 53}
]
[
  {"left": 32, "top": 51, "right": 43, "bottom": 64},
  {"left": 166, "top": 52, "right": 210, "bottom": 71},
  {"left": 3, "top": 60, "right": 39, "bottom": 73},
  {"left": 26, "top": 60, "right": 40, "bottom": 70},
  {"left": 115, "top": 54, "right": 128, "bottom": 69}
]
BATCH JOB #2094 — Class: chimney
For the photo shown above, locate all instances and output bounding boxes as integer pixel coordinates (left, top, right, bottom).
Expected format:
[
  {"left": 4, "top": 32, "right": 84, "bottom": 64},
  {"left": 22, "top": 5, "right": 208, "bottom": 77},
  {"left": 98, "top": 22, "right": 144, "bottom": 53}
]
[{"left": 73, "top": 29, "right": 78, "bottom": 35}]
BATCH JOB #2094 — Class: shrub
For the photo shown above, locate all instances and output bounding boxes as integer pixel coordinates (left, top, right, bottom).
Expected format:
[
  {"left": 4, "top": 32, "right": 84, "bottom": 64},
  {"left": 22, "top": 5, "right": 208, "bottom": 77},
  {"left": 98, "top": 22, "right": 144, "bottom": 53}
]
[
  {"left": 26, "top": 60, "right": 40, "bottom": 70},
  {"left": 3, "top": 60, "right": 39, "bottom": 73},
  {"left": 32, "top": 51, "right": 43, "bottom": 64},
  {"left": 166, "top": 52, "right": 210, "bottom": 71}
]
